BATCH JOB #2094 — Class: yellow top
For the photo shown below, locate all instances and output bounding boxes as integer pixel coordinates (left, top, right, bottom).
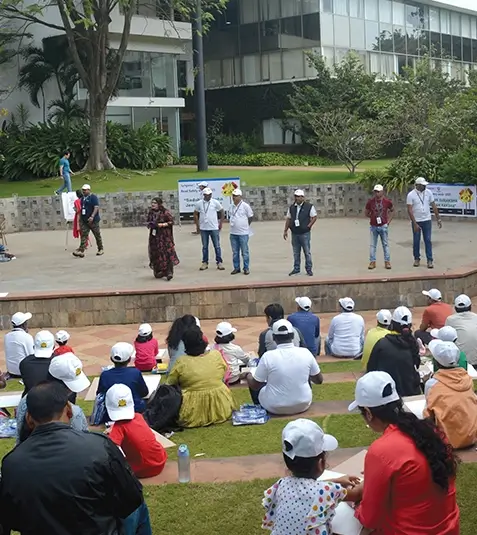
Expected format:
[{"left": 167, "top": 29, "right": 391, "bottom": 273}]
[{"left": 361, "top": 326, "right": 389, "bottom": 370}]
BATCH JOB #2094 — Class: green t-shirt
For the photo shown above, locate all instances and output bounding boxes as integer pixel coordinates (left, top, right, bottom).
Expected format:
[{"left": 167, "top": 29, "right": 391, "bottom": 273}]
[{"left": 433, "top": 351, "right": 467, "bottom": 372}]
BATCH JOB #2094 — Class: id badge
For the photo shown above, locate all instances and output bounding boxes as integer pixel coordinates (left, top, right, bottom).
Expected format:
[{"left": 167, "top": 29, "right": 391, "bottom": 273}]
[
  {"left": 376, "top": 217, "right": 382, "bottom": 225},
  {"left": 294, "top": 219, "right": 300, "bottom": 227},
  {"left": 81, "top": 209, "right": 86, "bottom": 216},
  {"left": 152, "top": 229, "right": 157, "bottom": 237}
]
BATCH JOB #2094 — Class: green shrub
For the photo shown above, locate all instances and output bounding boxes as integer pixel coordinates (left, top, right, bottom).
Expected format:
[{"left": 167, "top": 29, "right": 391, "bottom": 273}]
[
  {"left": 179, "top": 152, "right": 333, "bottom": 167},
  {"left": 357, "top": 169, "right": 390, "bottom": 192},
  {"left": 441, "top": 146, "right": 477, "bottom": 185}
]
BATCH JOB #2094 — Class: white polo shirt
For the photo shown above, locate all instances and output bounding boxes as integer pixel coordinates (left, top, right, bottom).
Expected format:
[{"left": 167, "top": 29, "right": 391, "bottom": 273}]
[
  {"left": 4, "top": 328, "right": 34, "bottom": 375},
  {"left": 406, "top": 188, "right": 435, "bottom": 222},
  {"left": 328, "top": 312, "right": 365, "bottom": 357},
  {"left": 195, "top": 198, "right": 223, "bottom": 231},
  {"left": 230, "top": 201, "right": 253, "bottom": 236}
]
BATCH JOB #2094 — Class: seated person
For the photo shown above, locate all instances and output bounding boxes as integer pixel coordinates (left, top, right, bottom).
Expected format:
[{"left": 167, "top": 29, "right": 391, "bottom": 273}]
[
  {"left": 166, "top": 327, "right": 236, "bottom": 428},
  {"left": 424, "top": 340, "right": 477, "bottom": 449},
  {"left": 20, "top": 330, "right": 56, "bottom": 396},
  {"left": 367, "top": 306, "right": 421, "bottom": 397},
  {"left": 430, "top": 326, "right": 467, "bottom": 371},
  {"left": 4, "top": 311, "right": 34, "bottom": 378},
  {"left": 134, "top": 323, "right": 159, "bottom": 372},
  {"left": 106, "top": 384, "right": 167, "bottom": 479},
  {"left": 446, "top": 294, "right": 477, "bottom": 368},
  {"left": 361, "top": 309, "right": 392, "bottom": 370},
  {"left": 97, "top": 343, "right": 148, "bottom": 413},
  {"left": 415, "top": 289, "right": 453, "bottom": 345},
  {"left": 258, "top": 303, "right": 302, "bottom": 357},
  {"left": 325, "top": 297, "right": 365, "bottom": 358},
  {"left": 53, "top": 330, "right": 74, "bottom": 357},
  {"left": 247, "top": 320, "right": 323, "bottom": 415},
  {"left": 166, "top": 315, "right": 208, "bottom": 373},
  {"left": 214, "top": 321, "right": 251, "bottom": 385},
  {"left": 287, "top": 296, "right": 321, "bottom": 356}
]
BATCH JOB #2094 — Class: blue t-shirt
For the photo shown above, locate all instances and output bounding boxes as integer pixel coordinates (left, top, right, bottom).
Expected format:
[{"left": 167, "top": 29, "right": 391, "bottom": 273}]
[
  {"left": 81, "top": 193, "right": 101, "bottom": 223},
  {"left": 59, "top": 156, "right": 71, "bottom": 176},
  {"left": 97, "top": 367, "right": 148, "bottom": 413},
  {"left": 287, "top": 310, "right": 320, "bottom": 355}
]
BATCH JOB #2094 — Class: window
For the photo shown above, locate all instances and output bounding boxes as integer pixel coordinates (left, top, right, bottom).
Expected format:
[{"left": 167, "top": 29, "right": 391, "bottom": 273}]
[
  {"left": 430, "top": 32, "right": 442, "bottom": 57},
  {"left": 429, "top": 8, "right": 439, "bottom": 33},
  {"left": 379, "top": 0, "right": 392, "bottom": 24},
  {"left": 405, "top": 3, "right": 421, "bottom": 29},
  {"left": 222, "top": 58, "right": 235, "bottom": 85},
  {"left": 393, "top": 26, "right": 406, "bottom": 54},
  {"left": 240, "top": 0, "right": 259, "bottom": 23},
  {"left": 322, "top": 46, "right": 335, "bottom": 67},
  {"left": 364, "top": 0, "right": 377, "bottom": 21},
  {"left": 365, "top": 20, "right": 379, "bottom": 51},
  {"left": 392, "top": 1, "right": 405, "bottom": 26},
  {"left": 441, "top": 10, "right": 450, "bottom": 35},
  {"left": 243, "top": 54, "right": 261, "bottom": 84},
  {"left": 368, "top": 52, "right": 380, "bottom": 72},
  {"left": 303, "top": 13, "right": 321, "bottom": 43},
  {"left": 260, "top": 0, "right": 280, "bottom": 21},
  {"left": 381, "top": 53, "right": 395, "bottom": 78},
  {"left": 350, "top": 18, "right": 365, "bottom": 49},
  {"left": 472, "top": 17, "right": 477, "bottom": 40},
  {"left": 334, "top": 15, "right": 350, "bottom": 47},
  {"left": 461, "top": 15, "right": 471, "bottom": 39},
  {"left": 322, "top": 0, "right": 333, "bottom": 13},
  {"left": 234, "top": 57, "right": 242, "bottom": 84},
  {"left": 269, "top": 51, "right": 282, "bottom": 80},
  {"left": 451, "top": 12, "right": 460, "bottom": 37},
  {"left": 281, "top": 0, "right": 301, "bottom": 17},
  {"left": 177, "top": 60, "right": 187, "bottom": 89},
  {"left": 240, "top": 24, "right": 260, "bottom": 54},
  {"left": 397, "top": 54, "right": 406, "bottom": 74},
  {"left": 334, "top": 0, "right": 348, "bottom": 16},
  {"left": 261, "top": 54, "right": 270, "bottom": 80},
  {"left": 205, "top": 60, "right": 222, "bottom": 88},
  {"left": 303, "top": 0, "right": 320, "bottom": 14},
  {"left": 281, "top": 16, "right": 303, "bottom": 39},
  {"left": 463, "top": 38, "right": 472, "bottom": 63},
  {"left": 321, "top": 12, "right": 335, "bottom": 45},
  {"left": 262, "top": 119, "right": 302, "bottom": 145},
  {"left": 379, "top": 23, "right": 393, "bottom": 52},
  {"left": 452, "top": 36, "right": 462, "bottom": 61},
  {"left": 283, "top": 49, "right": 305, "bottom": 78},
  {"left": 350, "top": 0, "right": 364, "bottom": 19}
]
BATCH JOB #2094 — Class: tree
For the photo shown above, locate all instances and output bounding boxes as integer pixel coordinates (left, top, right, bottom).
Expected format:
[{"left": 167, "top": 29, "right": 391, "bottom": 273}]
[
  {"left": 0, "top": 25, "right": 27, "bottom": 101},
  {"left": 48, "top": 97, "right": 88, "bottom": 126},
  {"left": 0, "top": 0, "right": 228, "bottom": 170}
]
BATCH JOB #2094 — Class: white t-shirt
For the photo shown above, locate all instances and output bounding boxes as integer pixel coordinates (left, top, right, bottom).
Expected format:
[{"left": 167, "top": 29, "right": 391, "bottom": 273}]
[
  {"left": 406, "top": 188, "right": 435, "bottom": 222},
  {"left": 4, "top": 328, "right": 34, "bottom": 375},
  {"left": 446, "top": 311, "right": 477, "bottom": 366},
  {"left": 254, "top": 343, "right": 320, "bottom": 415},
  {"left": 194, "top": 198, "right": 223, "bottom": 231},
  {"left": 328, "top": 312, "right": 365, "bottom": 357},
  {"left": 230, "top": 201, "right": 253, "bottom": 236}
]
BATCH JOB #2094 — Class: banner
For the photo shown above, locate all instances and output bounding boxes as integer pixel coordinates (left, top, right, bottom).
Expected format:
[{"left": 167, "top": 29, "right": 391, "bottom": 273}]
[
  {"left": 178, "top": 177, "right": 240, "bottom": 220},
  {"left": 427, "top": 183, "right": 477, "bottom": 217}
]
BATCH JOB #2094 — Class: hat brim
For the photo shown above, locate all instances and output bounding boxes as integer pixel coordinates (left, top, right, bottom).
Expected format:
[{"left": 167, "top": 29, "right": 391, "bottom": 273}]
[
  {"left": 348, "top": 400, "right": 359, "bottom": 412},
  {"left": 322, "top": 434, "right": 338, "bottom": 452},
  {"left": 430, "top": 328, "right": 439, "bottom": 339},
  {"left": 34, "top": 348, "right": 53, "bottom": 358},
  {"left": 107, "top": 405, "right": 135, "bottom": 422},
  {"left": 64, "top": 371, "right": 91, "bottom": 393}
]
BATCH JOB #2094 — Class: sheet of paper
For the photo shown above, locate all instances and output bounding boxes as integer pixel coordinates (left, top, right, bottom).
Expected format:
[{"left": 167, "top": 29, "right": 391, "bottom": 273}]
[
  {"left": 333, "top": 450, "right": 367, "bottom": 477},
  {"left": 468, "top": 364, "right": 477, "bottom": 379},
  {"left": 404, "top": 399, "right": 425, "bottom": 419},
  {"left": 0, "top": 392, "right": 22, "bottom": 408},
  {"left": 151, "top": 429, "right": 175, "bottom": 448},
  {"left": 318, "top": 469, "right": 344, "bottom": 481},
  {"left": 331, "top": 502, "right": 364, "bottom": 535},
  {"left": 0, "top": 292, "right": 9, "bottom": 297},
  {"left": 157, "top": 348, "right": 168, "bottom": 359},
  {"left": 84, "top": 374, "right": 161, "bottom": 401}
]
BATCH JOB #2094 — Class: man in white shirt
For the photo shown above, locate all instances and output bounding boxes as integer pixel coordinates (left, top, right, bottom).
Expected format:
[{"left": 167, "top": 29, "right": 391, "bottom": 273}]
[
  {"left": 406, "top": 176, "right": 442, "bottom": 269},
  {"left": 229, "top": 188, "right": 253, "bottom": 275},
  {"left": 4, "top": 311, "right": 34, "bottom": 377},
  {"left": 446, "top": 294, "right": 477, "bottom": 366},
  {"left": 194, "top": 187, "right": 225, "bottom": 271},
  {"left": 247, "top": 319, "right": 323, "bottom": 415},
  {"left": 325, "top": 297, "right": 365, "bottom": 358},
  {"left": 191, "top": 181, "right": 209, "bottom": 236}
]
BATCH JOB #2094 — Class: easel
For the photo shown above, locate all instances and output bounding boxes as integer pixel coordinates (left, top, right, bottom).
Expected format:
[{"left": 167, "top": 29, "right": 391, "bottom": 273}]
[{"left": 64, "top": 221, "right": 72, "bottom": 250}]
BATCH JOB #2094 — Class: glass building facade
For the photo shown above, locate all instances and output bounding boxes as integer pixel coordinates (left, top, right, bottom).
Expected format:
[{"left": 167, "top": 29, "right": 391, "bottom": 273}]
[{"left": 203, "top": 0, "right": 477, "bottom": 88}]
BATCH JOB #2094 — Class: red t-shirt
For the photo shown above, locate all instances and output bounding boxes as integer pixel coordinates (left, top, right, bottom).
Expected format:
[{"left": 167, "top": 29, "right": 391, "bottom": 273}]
[
  {"left": 134, "top": 338, "right": 159, "bottom": 371},
  {"left": 422, "top": 302, "right": 453, "bottom": 330},
  {"left": 355, "top": 425, "right": 459, "bottom": 534},
  {"left": 109, "top": 413, "right": 167, "bottom": 479},
  {"left": 52, "top": 345, "right": 74, "bottom": 356},
  {"left": 365, "top": 197, "right": 394, "bottom": 226}
]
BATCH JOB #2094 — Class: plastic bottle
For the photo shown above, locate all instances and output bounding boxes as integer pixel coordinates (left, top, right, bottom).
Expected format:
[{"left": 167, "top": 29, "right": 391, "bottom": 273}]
[{"left": 178, "top": 444, "right": 191, "bottom": 483}]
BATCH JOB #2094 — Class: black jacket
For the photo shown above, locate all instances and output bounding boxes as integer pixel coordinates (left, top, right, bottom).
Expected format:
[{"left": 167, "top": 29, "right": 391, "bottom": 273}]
[
  {"left": 19, "top": 354, "right": 52, "bottom": 396},
  {"left": 367, "top": 333, "right": 421, "bottom": 397},
  {"left": 289, "top": 202, "right": 313, "bottom": 235},
  {"left": 0, "top": 422, "right": 143, "bottom": 535}
]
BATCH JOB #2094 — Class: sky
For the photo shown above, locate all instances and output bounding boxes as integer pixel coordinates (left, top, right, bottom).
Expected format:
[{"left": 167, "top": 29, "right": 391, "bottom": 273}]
[{"left": 431, "top": 0, "right": 477, "bottom": 12}]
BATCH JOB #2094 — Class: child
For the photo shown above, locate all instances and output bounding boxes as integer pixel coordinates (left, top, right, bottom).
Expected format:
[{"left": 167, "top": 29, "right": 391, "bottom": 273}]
[
  {"left": 106, "top": 383, "right": 167, "bottom": 478},
  {"left": 214, "top": 321, "right": 251, "bottom": 384},
  {"left": 262, "top": 419, "right": 360, "bottom": 534},
  {"left": 53, "top": 330, "right": 74, "bottom": 356},
  {"left": 134, "top": 323, "right": 159, "bottom": 372},
  {"left": 97, "top": 342, "right": 149, "bottom": 413}
]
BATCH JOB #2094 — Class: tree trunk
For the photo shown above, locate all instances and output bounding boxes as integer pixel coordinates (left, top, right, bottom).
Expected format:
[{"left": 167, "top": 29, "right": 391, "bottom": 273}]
[{"left": 84, "top": 101, "right": 114, "bottom": 171}]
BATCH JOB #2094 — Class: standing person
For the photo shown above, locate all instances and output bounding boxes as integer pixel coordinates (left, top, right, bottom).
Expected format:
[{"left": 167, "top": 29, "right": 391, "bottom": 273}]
[
  {"left": 406, "top": 176, "right": 442, "bottom": 269},
  {"left": 194, "top": 187, "right": 225, "bottom": 271},
  {"left": 147, "top": 198, "right": 179, "bottom": 281},
  {"left": 191, "top": 181, "right": 209, "bottom": 235},
  {"left": 72, "top": 189, "right": 90, "bottom": 249},
  {"left": 287, "top": 296, "right": 321, "bottom": 356},
  {"left": 365, "top": 184, "right": 394, "bottom": 270},
  {"left": 229, "top": 188, "right": 253, "bottom": 275},
  {"left": 73, "top": 184, "right": 104, "bottom": 258},
  {"left": 4, "top": 311, "right": 34, "bottom": 378},
  {"left": 55, "top": 149, "right": 74, "bottom": 196},
  {"left": 446, "top": 294, "right": 477, "bottom": 368},
  {"left": 20, "top": 330, "right": 56, "bottom": 396},
  {"left": 283, "top": 189, "right": 317, "bottom": 277}
]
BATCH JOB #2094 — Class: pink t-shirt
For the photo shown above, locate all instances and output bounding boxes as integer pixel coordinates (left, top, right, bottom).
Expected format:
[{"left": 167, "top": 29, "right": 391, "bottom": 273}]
[{"left": 134, "top": 338, "right": 158, "bottom": 371}]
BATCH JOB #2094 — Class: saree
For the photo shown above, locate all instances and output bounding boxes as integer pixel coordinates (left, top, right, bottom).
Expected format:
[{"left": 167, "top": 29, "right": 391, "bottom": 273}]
[{"left": 147, "top": 207, "right": 180, "bottom": 279}]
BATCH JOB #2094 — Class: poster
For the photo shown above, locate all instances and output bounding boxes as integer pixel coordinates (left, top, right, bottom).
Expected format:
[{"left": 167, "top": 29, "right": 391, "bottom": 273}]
[
  {"left": 427, "top": 183, "right": 477, "bottom": 217},
  {"left": 178, "top": 177, "right": 240, "bottom": 220},
  {"left": 61, "top": 191, "right": 77, "bottom": 222}
]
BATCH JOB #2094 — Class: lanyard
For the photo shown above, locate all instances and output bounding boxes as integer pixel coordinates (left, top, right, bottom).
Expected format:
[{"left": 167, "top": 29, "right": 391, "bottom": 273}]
[
  {"left": 295, "top": 203, "right": 302, "bottom": 217},
  {"left": 232, "top": 201, "right": 243, "bottom": 218},
  {"left": 416, "top": 191, "right": 426, "bottom": 206},
  {"left": 203, "top": 201, "right": 211, "bottom": 215}
]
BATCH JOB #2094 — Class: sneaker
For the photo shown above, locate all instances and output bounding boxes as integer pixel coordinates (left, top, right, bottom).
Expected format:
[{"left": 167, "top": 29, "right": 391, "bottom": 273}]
[
  {"left": 72, "top": 250, "right": 84, "bottom": 258},
  {"left": 243, "top": 269, "right": 250, "bottom": 275},
  {"left": 368, "top": 261, "right": 376, "bottom": 270},
  {"left": 231, "top": 269, "right": 241, "bottom": 275},
  {"left": 385, "top": 261, "right": 392, "bottom": 270},
  {"left": 413, "top": 259, "right": 420, "bottom": 267},
  {"left": 288, "top": 270, "right": 300, "bottom": 276},
  {"left": 306, "top": 270, "right": 313, "bottom": 277},
  {"left": 217, "top": 263, "right": 225, "bottom": 271},
  {"left": 96, "top": 249, "right": 104, "bottom": 256},
  {"left": 199, "top": 262, "right": 208, "bottom": 271},
  {"left": 427, "top": 261, "right": 434, "bottom": 269}
]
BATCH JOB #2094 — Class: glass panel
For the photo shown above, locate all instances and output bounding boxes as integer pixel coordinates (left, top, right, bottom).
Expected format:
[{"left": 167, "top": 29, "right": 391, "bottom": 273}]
[
  {"left": 452, "top": 36, "right": 462, "bottom": 61},
  {"left": 261, "top": 54, "right": 270, "bottom": 80},
  {"left": 472, "top": 40, "right": 477, "bottom": 63},
  {"left": 350, "top": 0, "right": 364, "bottom": 19},
  {"left": 462, "top": 15, "right": 471, "bottom": 39},
  {"left": 451, "top": 12, "right": 460, "bottom": 37},
  {"left": 222, "top": 58, "right": 234, "bottom": 86},
  {"left": 380, "top": 0, "right": 392, "bottom": 24},
  {"left": 335, "top": 47, "right": 349, "bottom": 64},
  {"left": 393, "top": 26, "right": 406, "bottom": 54},
  {"left": 442, "top": 34, "right": 452, "bottom": 58},
  {"left": 303, "top": 13, "right": 321, "bottom": 44},
  {"left": 350, "top": 18, "right": 365, "bottom": 49},
  {"left": 260, "top": 0, "right": 281, "bottom": 21},
  {"left": 240, "top": 24, "right": 260, "bottom": 54},
  {"left": 441, "top": 10, "right": 450, "bottom": 35},
  {"left": 381, "top": 53, "right": 395, "bottom": 78},
  {"left": 430, "top": 32, "right": 441, "bottom": 57},
  {"left": 151, "top": 53, "right": 175, "bottom": 97},
  {"left": 241, "top": 0, "right": 259, "bottom": 23},
  {"left": 322, "top": 46, "right": 335, "bottom": 67},
  {"left": 365, "top": 20, "right": 379, "bottom": 51},
  {"left": 322, "top": 0, "right": 333, "bottom": 13},
  {"left": 303, "top": 0, "right": 320, "bottom": 14},
  {"left": 334, "top": 0, "right": 348, "bottom": 16},
  {"left": 397, "top": 54, "right": 406, "bottom": 74},
  {"left": 335, "top": 15, "right": 350, "bottom": 47},
  {"left": 234, "top": 57, "right": 242, "bottom": 84},
  {"left": 463, "top": 38, "right": 472, "bottom": 63},
  {"left": 280, "top": 16, "right": 303, "bottom": 44},
  {"left": 281, "top": 0, "right": 301, "bottom": 17},
  {"left": 406, "top": 28, "right": 419, "bottom": 56},
  {"left": 304, "top": 47, "right": 321, "bottom": 75},
  {"left": 261, "top": 19, "right": 280, "bottom": 51},
  {"left": 379, "top": 23, "right": 394, "bottom": 52},
  {"left": 392, "top": 1, "right": 405, "bottom": 26},
  {"left": 368, "top": 52, "right": 380, "bottom": 72},
  {"left": 243, "top": 54, "right": 261, "bottom": 83},
  {"left": 405, "top": 3, "right": 421, "bottom": 28},
  {"left": 283, "top": 49, "right": 305, "bottom": 78},
  {"left": 472, "top": 18, "right": 477, "bottom": 40},
  {"left": 364, "top": 0, "right": 377, "bottom": 21},
  {"left": 419, "top": 30, "right": 430, "bottom": 56},
  {"left": 321, "top": 12, "right": 335, "bottom": 45},
  {"left": 205, "top": 59, "right": 221, "bottom": 88},
  {"left": 118, "top": 52, "right": 153, "bottom": 97},
  {"left": 429, "top": 8, "right": 439, "bottom": 33},
  {"left": 269, "top": 51, "right": 282, "bottom": 80}
]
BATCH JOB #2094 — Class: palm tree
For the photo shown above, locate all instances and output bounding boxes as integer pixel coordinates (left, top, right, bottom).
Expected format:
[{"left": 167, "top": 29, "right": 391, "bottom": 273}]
[{"left": 47, "top": 97, "right": 87, "bottom": 126}]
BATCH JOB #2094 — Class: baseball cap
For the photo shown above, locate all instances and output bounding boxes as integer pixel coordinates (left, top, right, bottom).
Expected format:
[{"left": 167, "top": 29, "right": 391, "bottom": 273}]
[
  {"left": 202, "top": 187, "right": 213, "bottom": 195},
  {"left": 376, "top": 309, "right": 392, "bottom": 326},
  {"left": 373, "top": 184, "right": 384, "bottom": 192},
  {"left": 392, "top": 306, "right": 412, "bottom": 325},
  {"left": 294, "top": 189, "right": 305, "bottom": 196},
  {"left": 430, "top": 325, "right": 458, "bottom": 342},
  {"left": 282, "top": 418, "right": 338, "bottom": 459},
  {"left": 34, "top": 330, "right": 55, "bottom": 358},
  {"left": 216, "top": 321, "right": 237, "bottom": 337},
  {"left": 105, "top": 384, "right": 135, "bottom": 421},
  {"left": 295, "top": 296, "right": 312, "bottom": 311},
  {"left": 81, "top": 183, "right": 91, "bottom": 190},
  {"left": 455, "top": 294, "right": 472, "bottom": 309},
  {"left": 232, "top": 188, "right": 243, "bottom": 196},
  {"left": 49, "top": 353, "right": 91, "bottom": 393},
  {"left": 110, "top": 342, "right": 135, "bottom": 363},
  {"left": 415, "top": 177, "right": 429, "bottom": 186},
  {"left": 198, "top": 181, "right": 208, "bottom": 187},
  {"left": 422, "top": 289, "right": 442, "bottom": 301},
  {"left": 339, "top": 297, "right": 355, "bottom": 311},
  {"left": 428, "top": 340, "right": 460, "bottom": 368},
  {"left": 55, "top": 330, "right": 70, "bottom": 343},
  {"left": 11, "top": 311, "right": 32, "bottom": 327},
  {"left": 272, "top": 319, "right": 294, "bottom": 335},
  {"left": 348, "top": 371, "right": 400, "bottom": 412},
  {"left": 138, "top": 323, "right": 152, "bottom": 337}
]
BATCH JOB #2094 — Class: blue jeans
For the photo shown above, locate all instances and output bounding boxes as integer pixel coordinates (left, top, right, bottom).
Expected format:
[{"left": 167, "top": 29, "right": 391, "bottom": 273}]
[
  {"left": 291, "top": 232, "right": 312, "bottom": 272},
  {"left": 56, "top": 173, "right": 72, "bottom": 194},
  {"left": 412, "top": 220, "right": 433, "bottom": 262},
  {"left": 230, "top": 234, "right": 250, "bottom": 271},
  {"left": 123, "top": 502, "right": 152, "bottom": 535},
  {"left": 201, "top": 229, "right": 223, "bottom": 264},
  {"left": 370, "top": 225, "right": 390, "bottom": 262}
]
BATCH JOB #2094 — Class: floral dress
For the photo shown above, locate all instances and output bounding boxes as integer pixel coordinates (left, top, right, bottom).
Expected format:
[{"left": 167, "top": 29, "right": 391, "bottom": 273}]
[{"left": 147, "top": 207, "right": 179, "bottom": 279}]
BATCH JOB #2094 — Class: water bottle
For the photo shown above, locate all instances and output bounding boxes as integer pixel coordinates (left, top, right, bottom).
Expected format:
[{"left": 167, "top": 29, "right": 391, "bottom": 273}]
[{"left": 178, "top": 444, "right": 191, "bottom": 483}]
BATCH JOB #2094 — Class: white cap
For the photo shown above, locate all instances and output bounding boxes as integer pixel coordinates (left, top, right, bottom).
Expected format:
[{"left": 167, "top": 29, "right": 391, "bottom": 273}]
[
  {"left": 138, "top": 323, "right": 152, "bottom": 337},
  {"left": 392, "top": 306, "right": 412, "bottom": 325},
  {"left": 202, "top": 187, "right": 213, "bottom": 195},
  {"left": 455, "top": 294, "right": 472, "bottom": 309},
  {"left": 415, "top": 177, "right": 429, "bottom": 186},
  {"left": 195, "top": 317, "right": 201, "bottom": 327},
  {"left": 430, "top": 325, "right": 458, "bottom": 342},
  {"left": 339, "top": 297, "right": 355, "bottom": 311},
  {"left": 216, "top": 321, "right": 237, "bottom": 337},
  {"left": 232, "top": 188, "right": 242, "bottom": 196},
  {"left": 110, "top": 342, "right": 135, "bottom": 363},
  {"left": 422, "top": 289, "right": 442, "bottom": 301},
  {"left": 55, "top": 330, "right": 70, "bottom": 343},
  {"left": 373, "top": 184, "right": 384, "bottom": 192},
  {"left": 295, "top": 296, "right": 312, "bottom": 311},
  {"left": 34, "top": 330, "right": 55, "bottom": 358},
  {"left": 376, "top": 309, "right": 392, "bottom": 326},
  {"left": 49, "top": 353, "right": 90, "bottom": 393},
  {"left": 105, "top": 384, "right": 135, "bottom": 421},
  {"left": 272, "top": 319, "right": 294, "bottom": 335},
  {"left": 282, "top": 418, "right": 338, "bottom": 459},
  {"left": 81, "top": 183, "right": 91, "bottom": 190},
  {"left": 294, "top": 189, "right": 305, "bottom": 197},
  {"left": 198, "top": 181, "right": 208, "bottom": 187},
  {"left": 429, "top": 340, "right": 460, "bottom": 368},
  {"left": 11, "top": 311, "right": 32, "bottom": 327},
  {"left": 348, "top": 371, "right": 400, "bottom": 412}
]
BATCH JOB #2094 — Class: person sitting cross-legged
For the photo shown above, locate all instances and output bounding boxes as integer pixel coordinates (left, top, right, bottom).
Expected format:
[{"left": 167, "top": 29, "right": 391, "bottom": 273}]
[
  {"left": 287, "top": 296, "right": 321, "bottom": 356},
  {"left": 361, "top": 309, "right": 392, "bottom": 370},
  {"left": 258, "top": 303, "right": 303, "bottom": 357},
  {"left": 325, "top": 297, "right": 365, "bottom": 359},
  {"left": 445, "top": 294, "right": 477, "bottom": 369},
  {"left": 429, "top": 325, "right": 467, "bottom": 371},
  {"left": 415, "top": 289, "right": 453, "bottom": 346}
]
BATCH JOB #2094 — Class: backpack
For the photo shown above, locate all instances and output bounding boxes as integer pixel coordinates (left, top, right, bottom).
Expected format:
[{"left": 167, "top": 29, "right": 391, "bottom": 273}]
[
  {"left": 143, "top": 384, "right": 182, "bottom": 434},
  {"left": 90, "top": 393, "right": 107, "bottom": 426}
]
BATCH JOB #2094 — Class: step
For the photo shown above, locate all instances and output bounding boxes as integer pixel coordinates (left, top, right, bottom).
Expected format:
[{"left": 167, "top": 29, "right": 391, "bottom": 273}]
[{"left": 269, "top": 400, "right": 351, "bottom": 419}]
